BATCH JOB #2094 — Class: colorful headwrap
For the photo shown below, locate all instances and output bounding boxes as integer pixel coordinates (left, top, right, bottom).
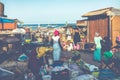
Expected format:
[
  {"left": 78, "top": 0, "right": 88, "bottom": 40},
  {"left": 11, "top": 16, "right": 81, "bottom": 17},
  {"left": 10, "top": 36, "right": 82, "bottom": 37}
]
[{"left": 54, "top": 30, "right": 59, "bottom": 36}]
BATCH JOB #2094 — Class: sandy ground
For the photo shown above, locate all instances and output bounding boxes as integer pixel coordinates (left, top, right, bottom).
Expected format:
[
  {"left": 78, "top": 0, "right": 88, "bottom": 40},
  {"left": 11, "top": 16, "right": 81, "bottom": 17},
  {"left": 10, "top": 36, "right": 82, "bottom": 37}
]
[{"left": 80, "top": 50, "right": 100, "bottom": 66}]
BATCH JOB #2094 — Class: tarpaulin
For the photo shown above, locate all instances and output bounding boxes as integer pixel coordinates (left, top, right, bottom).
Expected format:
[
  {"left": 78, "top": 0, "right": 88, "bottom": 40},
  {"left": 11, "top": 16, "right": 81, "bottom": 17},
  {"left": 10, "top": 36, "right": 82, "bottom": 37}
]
[{"left": 0, "top": 18, "right": 14, "bottom": 23}]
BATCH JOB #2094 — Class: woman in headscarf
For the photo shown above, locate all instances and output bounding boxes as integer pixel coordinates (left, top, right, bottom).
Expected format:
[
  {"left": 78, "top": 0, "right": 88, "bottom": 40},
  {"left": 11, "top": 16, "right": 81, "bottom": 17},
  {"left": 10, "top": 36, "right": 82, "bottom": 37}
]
[
  {"left": 51, "top": 30, "right": 62, "bottom": 61},
  {"left": 94, "top": 32, "right": 102, "bottom": 62},
  {"left": 52, "top": 30, "right": 61, "bottom": 61}
]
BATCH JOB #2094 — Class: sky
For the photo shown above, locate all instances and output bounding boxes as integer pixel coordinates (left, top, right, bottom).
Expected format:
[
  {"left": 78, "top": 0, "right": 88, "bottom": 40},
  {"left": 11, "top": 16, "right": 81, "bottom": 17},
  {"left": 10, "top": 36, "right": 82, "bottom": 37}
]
[{"left": 1, "top": 0, "right": 120, "bottom": 24}]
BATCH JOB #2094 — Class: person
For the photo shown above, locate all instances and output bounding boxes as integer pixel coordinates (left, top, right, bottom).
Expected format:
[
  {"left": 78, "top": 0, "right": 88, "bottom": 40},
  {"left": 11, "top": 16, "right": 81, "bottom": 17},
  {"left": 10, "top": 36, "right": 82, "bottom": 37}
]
[
  {"left": 51, "top": 30, "right": 62, "bottom": 61},
  {"left": 101, "top": 36, "right": 112, "bottom": 54},
  {"left": 94, "top": 32, "right": 102, "bottom": 62},
  {"left": 73, "top": 28, "right": 81, "bottom": 50},
  {"left": 100, "top": 36, "right": 113, "bottom": 69},
  {"left": 112, "top": 46, "right": 120, "bottom": 74},
  {"left": 66, "top": 27, "right": 72, "bottom": 41},
  {"left": 66, "top": 27, "right": 71, "bottom": 36},
  {"left": 101, "top": 51, "right": 114, "bottom": 69},
  {"left": 27, "top": 47, "right": 44, "bottom": 80}
]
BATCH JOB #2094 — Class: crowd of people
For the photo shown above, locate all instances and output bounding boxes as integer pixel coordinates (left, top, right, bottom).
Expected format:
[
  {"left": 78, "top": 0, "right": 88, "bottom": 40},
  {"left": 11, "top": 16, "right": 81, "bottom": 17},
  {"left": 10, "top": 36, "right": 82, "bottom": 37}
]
[
  {"left": 30, "top": 26, "right": 85, "bottom": 51},
  {"left": 25, "top": 27, "right": 120, "bottom": 80},
  {"left": 93, "top": 32, "right": 120, "bottom": 76},
  {"left": 1, "top": 26, "right": 120, "bottom": 80},
  {"left": 25, "top": 26, "right": 85, "bottom": 80}
]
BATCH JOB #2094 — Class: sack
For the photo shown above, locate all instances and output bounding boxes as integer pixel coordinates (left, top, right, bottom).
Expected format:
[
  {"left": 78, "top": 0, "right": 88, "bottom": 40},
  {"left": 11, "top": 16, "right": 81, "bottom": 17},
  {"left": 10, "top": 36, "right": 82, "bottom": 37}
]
[
  {"left": 116, "top": 36, "right": 120, "bottom": 44},
  {"left": 52, "top": 61, "right": 64, "bottom": 67},
  {"left": 114, "top": 51, "right": 120, "bottom": 60},
  {"left": 73, "top": 44, "right": 80, "bottom": 50},
  {"left": 77, "top": 74, "right": 97, "bottom": 80},
  {"left": 103, "top": 51, "right": 113, "bottom": 61},
  {"left": 51, "top": 69, "right": 70, "bottom": 80},
  {"left": 98, "top": 69, "right": 116, "bottom": 80},
  {"left": 0, "top": 68, "right": 14, "bottom": 80},
  {"left": 84, "top": 63, "right": 99, "bottom": 72},
  {"left": 43, "top": 75, "right": 51, "bottom": 80},
  {"left": 25, "top": 39, "right": 31, "bottom": 43},
  {"left": 91, "top": 71, "right": 99, "bottom": 78},
  {"left": 69, "top": 63, "right": 84, "bottom": 78},
  {"left": 116, "top": 36, "right": 120, "bottom": 42}
]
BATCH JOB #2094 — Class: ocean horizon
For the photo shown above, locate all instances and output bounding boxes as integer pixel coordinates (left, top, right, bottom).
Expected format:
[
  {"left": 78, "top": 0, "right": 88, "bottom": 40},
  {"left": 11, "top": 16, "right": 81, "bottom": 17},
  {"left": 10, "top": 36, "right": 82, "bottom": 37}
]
[{"left": 18, "top": 23, "right": 76, "bottom": 30}]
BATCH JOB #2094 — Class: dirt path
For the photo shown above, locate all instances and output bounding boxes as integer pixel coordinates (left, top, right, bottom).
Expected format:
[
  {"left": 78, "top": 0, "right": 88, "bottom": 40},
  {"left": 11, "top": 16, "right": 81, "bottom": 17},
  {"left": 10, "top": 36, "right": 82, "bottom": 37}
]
[
  {"left": 61, "top": 50, "right": 100, "bottom": 66},
  {"left": 79, "top": 51, "right": 100, "bottom": 66}
]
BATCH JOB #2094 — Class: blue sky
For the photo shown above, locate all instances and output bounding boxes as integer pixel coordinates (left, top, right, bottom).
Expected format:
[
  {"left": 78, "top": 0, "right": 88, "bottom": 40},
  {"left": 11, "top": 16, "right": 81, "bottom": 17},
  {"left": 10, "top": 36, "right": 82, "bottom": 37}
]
[{"left": 1, "top": 0, "right": 120, "bottom": 24}]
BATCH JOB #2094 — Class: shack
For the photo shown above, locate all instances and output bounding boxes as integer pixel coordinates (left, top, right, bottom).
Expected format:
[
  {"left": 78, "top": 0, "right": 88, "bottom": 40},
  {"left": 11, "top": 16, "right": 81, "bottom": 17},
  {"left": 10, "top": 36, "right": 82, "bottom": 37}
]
[
  {"left": 0, "top": 17, "right": 17, "bottom": 30},
  {"left": 0, "top": 1, "right": 17, "bottom": 31},
  {"left": 82, "top": 7, "right": 120, "bottom": 47}
]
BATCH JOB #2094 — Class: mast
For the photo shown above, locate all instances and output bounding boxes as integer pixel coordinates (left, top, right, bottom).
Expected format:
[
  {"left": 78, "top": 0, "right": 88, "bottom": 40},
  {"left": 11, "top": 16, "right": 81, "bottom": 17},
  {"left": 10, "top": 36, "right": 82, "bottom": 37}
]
[{"left": 65, "top": 21, "right": 68, "bottom": 27}]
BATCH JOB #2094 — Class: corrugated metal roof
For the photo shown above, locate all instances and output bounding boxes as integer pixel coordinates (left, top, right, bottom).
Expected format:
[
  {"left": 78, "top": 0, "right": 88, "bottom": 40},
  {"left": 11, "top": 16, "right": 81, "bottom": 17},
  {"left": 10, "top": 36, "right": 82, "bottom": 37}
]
[
  {"left": 82, "top": 7, "right": 120, "bottom": 17},
  {"left": 76, "top": 20, "right": 87, "bottom": 26}
]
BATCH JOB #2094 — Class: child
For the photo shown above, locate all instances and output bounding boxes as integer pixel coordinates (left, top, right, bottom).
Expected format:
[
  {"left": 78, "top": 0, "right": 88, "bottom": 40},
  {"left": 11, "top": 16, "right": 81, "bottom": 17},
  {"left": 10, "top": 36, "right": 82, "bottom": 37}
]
[{"left": 66, "top": 41, "right": 73, "bottom": 51}]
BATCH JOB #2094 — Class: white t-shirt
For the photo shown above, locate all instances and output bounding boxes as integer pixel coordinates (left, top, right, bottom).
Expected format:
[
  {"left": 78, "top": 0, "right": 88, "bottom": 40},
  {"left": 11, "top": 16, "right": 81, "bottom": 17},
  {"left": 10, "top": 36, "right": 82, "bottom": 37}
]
[{"left": 52, "top": 36, "right": 60, "bottom": 42}]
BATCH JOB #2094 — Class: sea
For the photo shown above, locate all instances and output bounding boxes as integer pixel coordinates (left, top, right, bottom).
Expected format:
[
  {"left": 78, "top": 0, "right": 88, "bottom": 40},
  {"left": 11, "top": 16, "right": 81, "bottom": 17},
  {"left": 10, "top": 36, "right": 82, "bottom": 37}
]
[{"left": 18, "top": 23, "right": 76, "bottom": 30}]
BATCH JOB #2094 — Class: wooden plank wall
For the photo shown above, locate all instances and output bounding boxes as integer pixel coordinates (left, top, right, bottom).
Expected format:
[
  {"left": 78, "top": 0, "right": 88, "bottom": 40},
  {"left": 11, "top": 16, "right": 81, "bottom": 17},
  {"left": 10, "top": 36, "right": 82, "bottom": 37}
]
[
  {"left": 88, "top": 16, "right": 109, "bottom": 42},
  {"left": 111, "top": 16, "right": 120, "bottom": 47}
]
